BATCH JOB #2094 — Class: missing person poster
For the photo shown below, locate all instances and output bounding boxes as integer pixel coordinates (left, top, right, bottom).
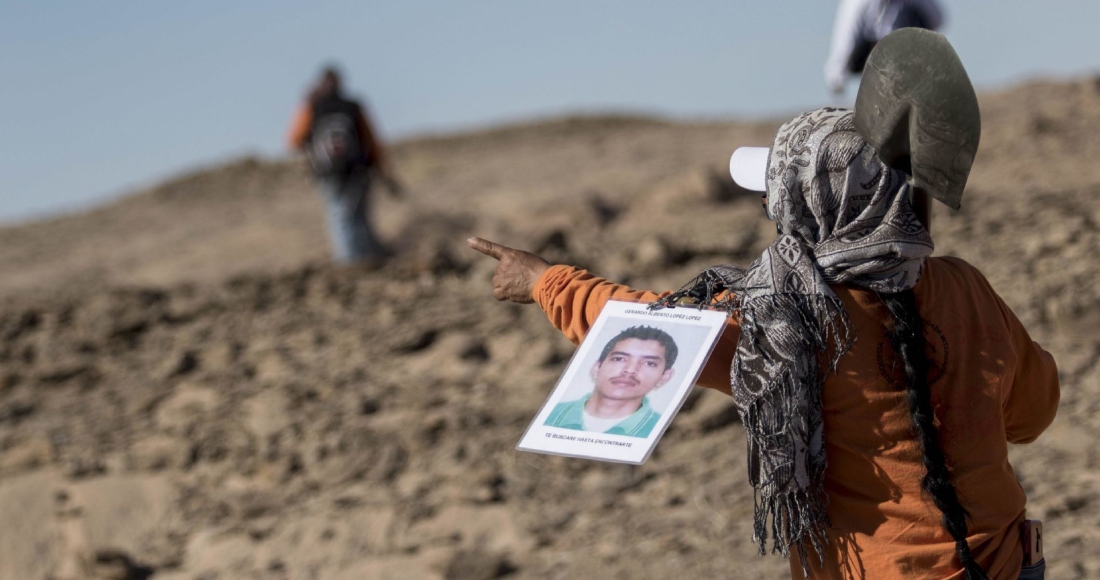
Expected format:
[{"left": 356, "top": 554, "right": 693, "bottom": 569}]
[{"left": 516, "top": 299, "right": 728, "bottom": 464}]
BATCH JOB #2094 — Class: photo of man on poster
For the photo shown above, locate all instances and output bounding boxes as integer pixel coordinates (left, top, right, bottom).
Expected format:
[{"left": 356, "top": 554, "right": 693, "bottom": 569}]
[{"left": 544, "top": 325, "right": 677, "bottom": 438}]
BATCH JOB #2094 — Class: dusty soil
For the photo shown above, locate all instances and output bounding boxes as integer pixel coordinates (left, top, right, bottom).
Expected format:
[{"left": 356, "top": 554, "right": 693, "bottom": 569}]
[{"left": 1, "top": 79, "right": 1099, "bottom": 579}]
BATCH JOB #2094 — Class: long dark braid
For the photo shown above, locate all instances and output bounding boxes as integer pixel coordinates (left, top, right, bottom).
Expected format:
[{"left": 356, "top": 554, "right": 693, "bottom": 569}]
[{"left": 879, "top": 289, "right": 988, "bottom": 580}]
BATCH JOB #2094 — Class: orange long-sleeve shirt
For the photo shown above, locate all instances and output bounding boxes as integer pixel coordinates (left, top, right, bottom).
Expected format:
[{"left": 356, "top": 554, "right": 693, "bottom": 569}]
[{"left": 533, "top": 256, "right": 1059, "bottom": 579}]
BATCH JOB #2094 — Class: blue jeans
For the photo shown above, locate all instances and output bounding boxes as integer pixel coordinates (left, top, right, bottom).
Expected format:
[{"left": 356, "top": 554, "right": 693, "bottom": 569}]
[{"left": 319, "top": 172, "right": 386, "bottom": 263}]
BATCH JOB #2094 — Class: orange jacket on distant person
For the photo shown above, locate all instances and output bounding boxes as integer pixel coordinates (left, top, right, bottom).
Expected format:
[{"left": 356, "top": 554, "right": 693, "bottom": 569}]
[
  {"left": 286, "top": 101, "right": 389, "bottom": 169},
  {"left": 533, "top": 256, "right": 1059, "bottom": 580}
]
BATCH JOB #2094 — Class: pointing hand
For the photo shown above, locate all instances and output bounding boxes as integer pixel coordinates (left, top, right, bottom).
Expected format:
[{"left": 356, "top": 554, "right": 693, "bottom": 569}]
[{"left": 466, "top": 237, "right": 550, "bottom": 304}]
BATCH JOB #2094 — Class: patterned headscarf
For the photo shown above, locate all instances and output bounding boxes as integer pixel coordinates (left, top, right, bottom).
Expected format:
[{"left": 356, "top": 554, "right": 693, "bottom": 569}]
[{"left": 654, "top": 108, "right": 933, "bottom": 571}]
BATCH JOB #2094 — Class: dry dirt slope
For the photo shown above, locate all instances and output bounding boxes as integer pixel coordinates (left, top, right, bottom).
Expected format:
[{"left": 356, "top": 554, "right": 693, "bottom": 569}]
[{"left": 1, "top": 79, "right": 1099, "bottom": 579}]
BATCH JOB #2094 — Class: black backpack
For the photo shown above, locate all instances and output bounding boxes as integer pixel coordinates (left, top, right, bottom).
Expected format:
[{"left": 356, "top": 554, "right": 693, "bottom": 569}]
[{"left": 307, "top": 96, "right": 370, "bottom": 178}]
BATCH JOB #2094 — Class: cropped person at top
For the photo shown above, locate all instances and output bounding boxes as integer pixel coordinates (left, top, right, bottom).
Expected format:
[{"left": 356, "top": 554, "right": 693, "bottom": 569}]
[
  {"left": 467, "top": 30, "right": 1057, "bottom": 580},
  {"left": 824, "top": 0, "right": 944, "bottom": 94}
]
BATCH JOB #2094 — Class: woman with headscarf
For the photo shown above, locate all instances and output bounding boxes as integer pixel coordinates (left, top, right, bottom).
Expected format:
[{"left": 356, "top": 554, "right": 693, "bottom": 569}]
[{"left": 467, "top": 32, "right": 1057, "bottom": 580}]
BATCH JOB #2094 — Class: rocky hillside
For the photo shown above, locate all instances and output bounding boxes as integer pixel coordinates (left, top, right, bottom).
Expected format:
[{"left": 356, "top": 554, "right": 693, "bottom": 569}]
[{"left": 1, "top": 79, "right": 1099, "bottom": 579}]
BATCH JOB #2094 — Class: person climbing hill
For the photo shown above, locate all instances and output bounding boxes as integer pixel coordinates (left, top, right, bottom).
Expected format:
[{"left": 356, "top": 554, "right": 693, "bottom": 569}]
[{"left": 287, "top": 65, "right": 404, "bottom": 266}]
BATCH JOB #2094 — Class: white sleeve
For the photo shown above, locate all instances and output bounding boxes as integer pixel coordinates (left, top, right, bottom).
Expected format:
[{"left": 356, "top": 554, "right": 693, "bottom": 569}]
[{"left": 824, "top": 0, "right": 867, "bottom": 92}]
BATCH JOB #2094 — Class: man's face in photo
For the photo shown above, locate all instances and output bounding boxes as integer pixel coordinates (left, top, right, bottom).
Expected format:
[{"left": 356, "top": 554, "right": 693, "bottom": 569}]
[{"left": 591, "top": 338, "right": 674, "bottom": 403}]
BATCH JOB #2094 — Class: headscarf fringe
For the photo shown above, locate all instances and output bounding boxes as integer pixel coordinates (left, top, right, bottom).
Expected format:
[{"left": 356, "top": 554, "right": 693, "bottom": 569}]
[
  {"left": 651, "top": 265, "right": 743, "bottom": 312},
  {"left": 655, "top": 276, "right": 853, "bottom": 370},
  {"left": 752, "top": 487, "right": 831, "bottom": 577},
  {"left": 658, "top": 274, "right": 852, "bottom": 573}
]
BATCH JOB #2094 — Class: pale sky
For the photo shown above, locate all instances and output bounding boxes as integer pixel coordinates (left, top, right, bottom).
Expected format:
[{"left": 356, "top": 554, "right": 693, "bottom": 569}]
[{"left": 1, "top": 1, "right": 1097, "bottom": 223}]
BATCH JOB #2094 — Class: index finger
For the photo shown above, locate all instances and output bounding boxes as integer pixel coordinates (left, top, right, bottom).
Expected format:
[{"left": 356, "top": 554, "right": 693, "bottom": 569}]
[{"left": 467, "top": 236, "right": 508, "bottom": 260}]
